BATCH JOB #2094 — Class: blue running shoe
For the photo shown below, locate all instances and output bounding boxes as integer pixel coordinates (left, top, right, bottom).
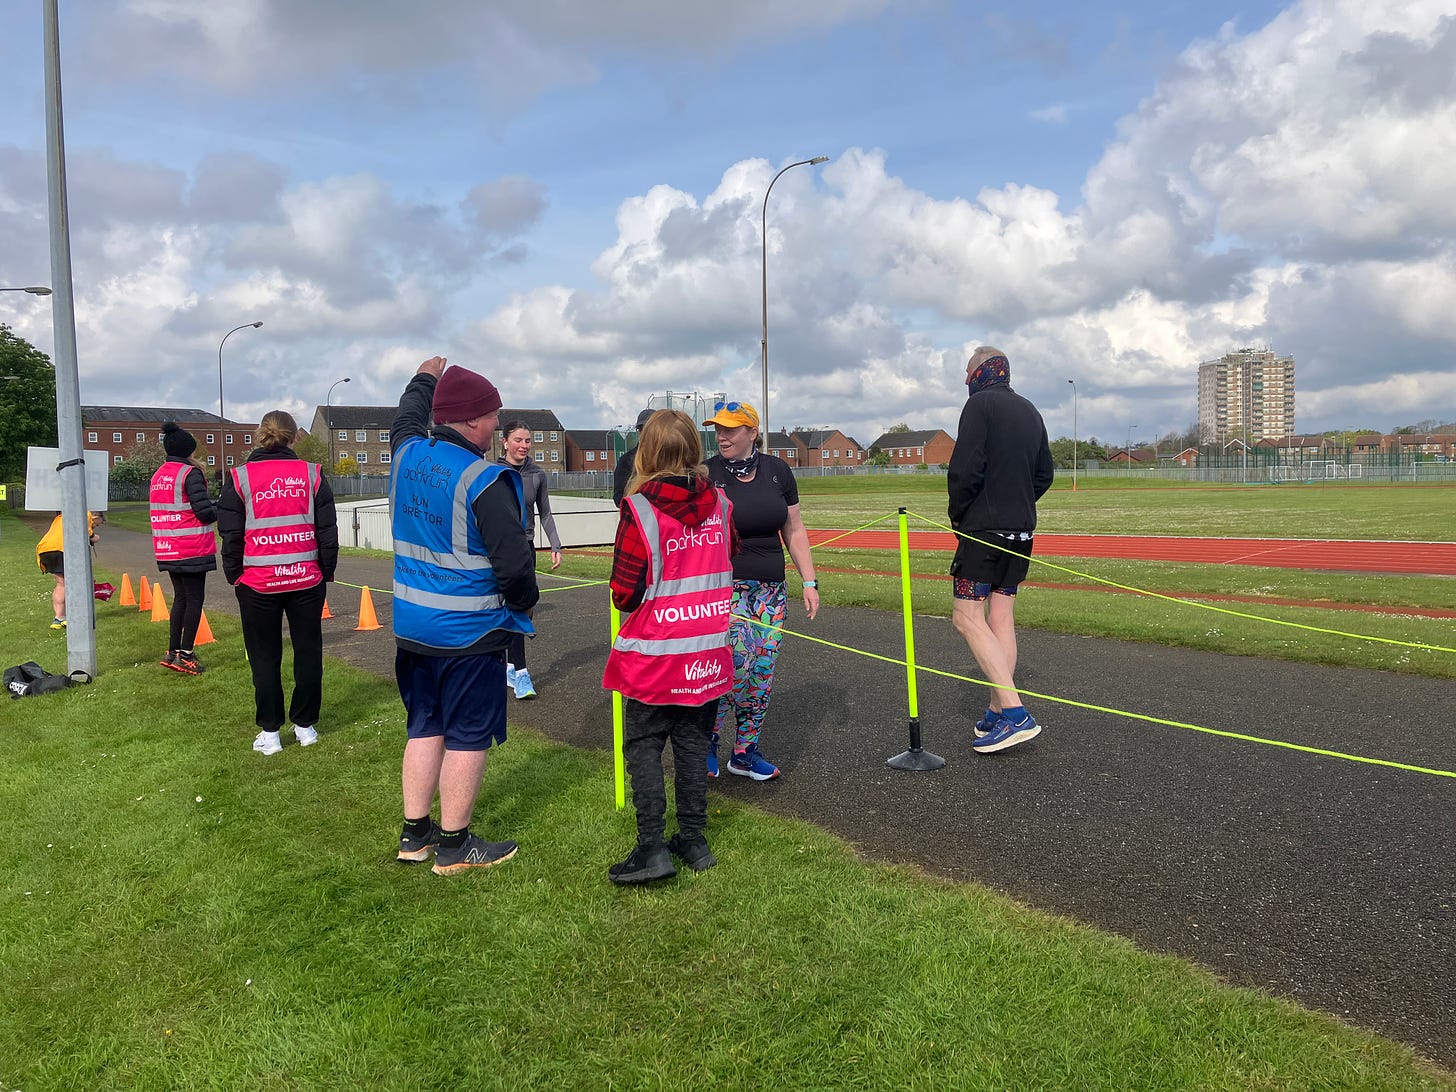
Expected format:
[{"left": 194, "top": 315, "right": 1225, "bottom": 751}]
[
  {"left": 706, "top": 731, "right": 720, "bottom": 778},
  {"left": 513, "top": 668, "right": 537, "bottom": 700},
  {"left": 973, "top": 710, "right": 1000, "bottom": 739},
  {"left": 972, "top": 713, "right": 1041, "bottom": 754},
  {"left": 728, "top": 745, "right": 780, "bottom": 781}
]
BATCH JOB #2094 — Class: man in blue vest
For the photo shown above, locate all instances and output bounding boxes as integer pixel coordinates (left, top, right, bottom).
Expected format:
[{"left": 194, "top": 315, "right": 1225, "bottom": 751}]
[{"left": 390, "top": 356, "right": 539, "bottom": 874}]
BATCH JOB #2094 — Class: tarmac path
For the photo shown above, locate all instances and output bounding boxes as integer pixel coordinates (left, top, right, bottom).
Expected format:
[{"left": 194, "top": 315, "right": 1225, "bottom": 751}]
[{"left": 61, "top": 520, "right": 1456, "bottom": 1067}]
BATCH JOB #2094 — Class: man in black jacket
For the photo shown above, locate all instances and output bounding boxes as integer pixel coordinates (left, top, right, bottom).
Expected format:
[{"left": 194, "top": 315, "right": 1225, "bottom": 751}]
[
  {"left": 946, "top": 346, "right": 1054, "bottom": 754},
  {"left": 611, "top": 407, "right": 656, "bottom": 507}
]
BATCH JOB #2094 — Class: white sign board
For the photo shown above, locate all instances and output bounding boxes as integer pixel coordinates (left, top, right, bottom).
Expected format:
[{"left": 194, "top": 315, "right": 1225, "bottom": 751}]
[{"left": 24, "top": 447, "right": 111, "bottom": 512}]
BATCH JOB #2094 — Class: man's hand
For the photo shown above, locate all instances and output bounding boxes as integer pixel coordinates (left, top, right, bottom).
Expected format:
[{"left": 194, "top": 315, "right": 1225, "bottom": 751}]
[{"left": 418, "top": 356, "right": 447, "bottom": 379}]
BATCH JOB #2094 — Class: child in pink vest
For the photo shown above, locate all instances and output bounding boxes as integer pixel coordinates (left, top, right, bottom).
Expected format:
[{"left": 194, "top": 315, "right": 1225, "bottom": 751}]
[{"left": 601, "top": 410, "right": 738, "bottom": 884}]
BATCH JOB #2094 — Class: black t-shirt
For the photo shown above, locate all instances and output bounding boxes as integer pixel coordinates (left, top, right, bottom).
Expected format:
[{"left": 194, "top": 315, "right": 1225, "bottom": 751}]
[{"left": 706, "top": 454, "right": 799, "bottom": 582}]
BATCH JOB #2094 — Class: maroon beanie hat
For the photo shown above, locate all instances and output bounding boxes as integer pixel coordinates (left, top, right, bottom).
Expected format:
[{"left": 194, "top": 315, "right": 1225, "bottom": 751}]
[{"left": 432, "top": 366, "right": 502, "bottom": 423}]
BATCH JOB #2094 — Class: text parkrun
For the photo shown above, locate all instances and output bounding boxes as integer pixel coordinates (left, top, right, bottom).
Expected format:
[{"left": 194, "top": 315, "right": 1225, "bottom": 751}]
[
  {"left": 651, "top": 600, "right": 730, "bottom": 624},
  {"left": 661, "top": 514, "right": 724, "bottom": 557},
  {"left": 254, "top": 477, "right": 310, "bottom": 501}
]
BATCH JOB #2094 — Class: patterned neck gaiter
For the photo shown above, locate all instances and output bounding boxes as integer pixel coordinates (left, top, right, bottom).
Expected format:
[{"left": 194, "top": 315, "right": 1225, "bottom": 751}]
[
  {"left": 967, "top": 355, "right": 1011, "bottom": 397},
  {"left": 722, "top": 450, "right": 760, "bottom": 480}
]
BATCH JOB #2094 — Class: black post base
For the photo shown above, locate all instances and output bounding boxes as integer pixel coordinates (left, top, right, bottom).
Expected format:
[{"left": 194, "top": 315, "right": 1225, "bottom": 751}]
[{"left": 886, "top": 746, "right": 946, "bottom": 771}]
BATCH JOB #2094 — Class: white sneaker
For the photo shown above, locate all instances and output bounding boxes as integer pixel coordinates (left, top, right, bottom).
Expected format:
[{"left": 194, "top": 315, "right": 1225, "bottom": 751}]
[
  {"left": 506, "top": 663, "right": 517, "bottom": 689},
  {"left": 513, "top": 668, "right": 537, "bottom": 700},
  {"left": 293, "top": 724, "right": 318, "bottom": 747},
  {"left": 252, "top": 730, "right": 283, "bottom": 756}
]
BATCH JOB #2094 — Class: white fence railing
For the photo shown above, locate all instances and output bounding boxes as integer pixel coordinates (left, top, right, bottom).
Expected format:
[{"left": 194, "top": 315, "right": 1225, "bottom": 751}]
[{"left": 337, "top": 495, "right": 619, "bottom": 552}]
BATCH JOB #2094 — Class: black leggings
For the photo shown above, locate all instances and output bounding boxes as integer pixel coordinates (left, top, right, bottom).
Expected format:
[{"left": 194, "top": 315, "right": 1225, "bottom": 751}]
[
  {"left": 235, "top": 582, "right": 326, "bottom": 731},
  {"left": 168, "top": 571, "right": 208, "bottom": 651}
]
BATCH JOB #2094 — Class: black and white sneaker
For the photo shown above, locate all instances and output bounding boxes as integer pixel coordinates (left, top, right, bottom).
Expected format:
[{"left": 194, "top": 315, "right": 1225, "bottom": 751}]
[{"left": 397, "top": 820, "right": 442, "bottom": 863}]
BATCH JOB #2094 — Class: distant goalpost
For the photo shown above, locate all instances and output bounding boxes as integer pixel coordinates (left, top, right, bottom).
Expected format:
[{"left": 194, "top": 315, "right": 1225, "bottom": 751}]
[{"left": 1269, "top": 462, "right": 1364, "bottom": 482}]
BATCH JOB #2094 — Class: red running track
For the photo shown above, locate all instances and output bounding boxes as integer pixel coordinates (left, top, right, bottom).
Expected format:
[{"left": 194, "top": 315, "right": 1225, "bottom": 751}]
[{"left": 805, "top": 529, "right": 1456, "bottom": 576}]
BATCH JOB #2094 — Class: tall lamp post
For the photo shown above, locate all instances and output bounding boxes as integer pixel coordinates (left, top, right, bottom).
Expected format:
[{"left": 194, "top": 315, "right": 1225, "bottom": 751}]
[
  {"left": 761, "top": 154, "right": 827, "bottom": 441},
  {"left": 326, "top": 377, "right": 351, "bottom": 472},
  {"left": 1066, "top": 378, "right": 1078, "bottom": 492},
  {"left": 0, "top": 286, "right": 52, "bottom": 295},
  {"left": 1126, "top": 425, "right": 1137, "bottom": 472},
  {"left": 217, "top": 321, "right": 263, "bottom": 475}
]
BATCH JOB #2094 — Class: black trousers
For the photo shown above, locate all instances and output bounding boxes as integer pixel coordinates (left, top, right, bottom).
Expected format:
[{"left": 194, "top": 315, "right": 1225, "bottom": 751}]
[
  {"left": 167, "top": 571, "right": 208, "bottom": 652},
  {"left": 623, "top": 698, "right": 715, "bottom": 846},
  {"left": 235, "top": 581, "right": 326, "bottom": 731}
]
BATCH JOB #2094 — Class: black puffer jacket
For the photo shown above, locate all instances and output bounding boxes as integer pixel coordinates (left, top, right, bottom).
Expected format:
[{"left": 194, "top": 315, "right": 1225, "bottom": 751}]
[{"left": 155, "top": 459, "right": 220, "bottom": 574}]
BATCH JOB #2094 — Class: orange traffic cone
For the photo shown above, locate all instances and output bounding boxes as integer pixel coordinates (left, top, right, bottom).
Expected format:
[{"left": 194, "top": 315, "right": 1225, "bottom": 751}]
[
  {"left": 119, "top": 573, "right": 136, "bottom": 606},
  {"left": 138, "top": 576, "right": 152, "bottom": 611},
  {"left": 321, "top": 597, "right": 333, "bottom": 620},
  {"left": 151, "top": 584, "right": 170, "bottom": 622},
  {"left": 194, "top": 610, "right": 216, "bottom": 646},
  {"left": 355, "top": 586, "right": 381, "bottom": 631}
]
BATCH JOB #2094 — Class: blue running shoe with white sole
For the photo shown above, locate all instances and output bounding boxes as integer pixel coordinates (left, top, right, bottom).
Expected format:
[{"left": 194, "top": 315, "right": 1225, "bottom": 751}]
[
  {"left": 972, "top": 713, "right": 1041, "bottom": 754},
  {"left": 727, "top": 745, "right": 780, "bottom": 780}
]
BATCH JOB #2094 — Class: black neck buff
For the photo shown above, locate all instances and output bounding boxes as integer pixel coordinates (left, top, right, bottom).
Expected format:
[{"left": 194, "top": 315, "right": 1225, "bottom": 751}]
[{"left": 722, "top": 451, "right": 759, "bottom": 480}]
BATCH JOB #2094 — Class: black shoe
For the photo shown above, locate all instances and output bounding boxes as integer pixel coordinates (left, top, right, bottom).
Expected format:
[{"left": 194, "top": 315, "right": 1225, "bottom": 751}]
[
  {"left": 431, "top": 833, "right": 518, "bottom": 875},
  {"left": 608, "top": 842, "right": 677, "bottom": 885},
  {"left": 668, "top": 832, "right": 717, "bottom": 872},
  {"left": 397, "top": 820, "right": 442, "bottom": 863}
]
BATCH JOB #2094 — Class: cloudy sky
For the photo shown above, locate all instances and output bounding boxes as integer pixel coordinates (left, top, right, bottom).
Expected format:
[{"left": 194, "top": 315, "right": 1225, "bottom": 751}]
[{"left": 3, "top": 0, "right": 1455, "bottom": 449}]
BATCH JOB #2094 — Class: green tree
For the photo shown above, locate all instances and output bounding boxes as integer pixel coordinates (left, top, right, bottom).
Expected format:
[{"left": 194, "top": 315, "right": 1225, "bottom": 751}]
[
  {"left": 335, "top": 455, "right": 359, "bottom": 476},
  {"left": 109, "top": 440, "right": 167, "bottom": 489},
  {"left": 886, "top": 422, "right": 912, "bottom": 433},
  {"left": 0, "top": 324, "right": 59, "bottom": 480},
  {"left": 295, "top": 431, "right": 329, "bottom": 465}
]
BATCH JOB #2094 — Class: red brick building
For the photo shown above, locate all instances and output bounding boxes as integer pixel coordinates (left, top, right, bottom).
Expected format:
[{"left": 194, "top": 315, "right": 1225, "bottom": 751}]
[
  {"left": 868, "top": 429, "right": 955, "bottom": 466},
  {"left": 83, "top": 406, "right": 259, "bottom": 474},
  {"left": 789, "top": 429, "right": 865, "bottom": 467}
]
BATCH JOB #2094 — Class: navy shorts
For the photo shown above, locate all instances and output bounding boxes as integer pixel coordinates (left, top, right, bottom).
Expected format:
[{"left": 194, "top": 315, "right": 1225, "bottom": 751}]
[
  {"left": 396, "top": 648, "right": 508, "bottom": 752},
  {"left": 951, "top": 533, "right": 1034, "bottom": 599},
  {"left": 39, "top": 551, "right": 64, "bottom": 576}
]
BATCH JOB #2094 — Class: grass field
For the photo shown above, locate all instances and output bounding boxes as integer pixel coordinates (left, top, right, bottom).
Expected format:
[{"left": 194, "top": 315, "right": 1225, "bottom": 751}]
[{"left": 2, "top": 512, "right": 1452, "bottom": 1088}]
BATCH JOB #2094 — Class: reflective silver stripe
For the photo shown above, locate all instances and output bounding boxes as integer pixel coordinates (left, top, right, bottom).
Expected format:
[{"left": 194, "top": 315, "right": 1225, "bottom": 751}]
[
  {"left": 627, "top": 494, "right": 665, "bottom": 600},
  {"left": 248, "top": 514, "right": 306, "bottom": 529},
  {"left": 655, "top": 573, "right": 732, "bottom": 597},
  {"left": 393, "top": 581, "right": 505, "bottom": 612},
  {"left": 153, "top": 503, "right": 193, "bottom": 512},
  {"left": 452, "top": 459, "right": 494, "bottom": 555},
  {"left": 245, "top": 550, "right": 318, "bottom": 566},
  {"left": 237, "top": 462, "right": 318, "bottom": 523},
  {"left": 155, "top": 526, "right": 214, "bottom": 538},
  {"left": 173, "top": 468, "right": 189, "bottom": 505},
  {"left": 392, "top": 538, "right": 494, "bottom": 571},
  {"left": 613, "top": 633, "right": 728, "bottom": 655},
  {"left": 235, "top": 465, "right": 254, "bottom": 522}
]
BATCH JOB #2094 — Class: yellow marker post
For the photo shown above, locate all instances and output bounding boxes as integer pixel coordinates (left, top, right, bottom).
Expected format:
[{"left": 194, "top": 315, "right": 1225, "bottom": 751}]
[
  {"left": 887, "top": 507, "right": 945, "bottom": 771},
  {"left": 610, "top": 599, "right": 626, "bottom": 809}
]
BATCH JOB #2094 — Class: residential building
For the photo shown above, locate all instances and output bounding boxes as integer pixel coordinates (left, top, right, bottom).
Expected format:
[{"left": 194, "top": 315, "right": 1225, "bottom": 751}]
[
  {"left": 763, "top": 432, "right": 798, "bottom": 463},
  {"left": 565, "top": 429, "right": 622, "bottom": 472},
  {"left": 1197, "top": 348, "right": 1296, "bottom": 444},
  {"left": 1257, "top": 434, "right": 1341, "bottom": 460},
  {"left": 1107, "top": 447, "right": 1155, "bottom": 467},
  {"left": 309, "top": 405, "right": 396, "bottom": 470},
  {"left": 868, "top": 429, "right": 955, "bottom": 466},
  {"left": 83, "top": 406, "right": 259, "bottom": 474},
  {"left": 789, "top": 429, "right": 865, "bottom": 467},
  {"left": 1172, "top": 447, "right": 1200, "bottom": 467}
]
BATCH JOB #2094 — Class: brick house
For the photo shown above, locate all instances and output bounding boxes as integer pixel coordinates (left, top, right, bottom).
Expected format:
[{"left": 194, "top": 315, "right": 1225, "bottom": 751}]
[
  {"left": 763, "top": 432, "right": 799, "bottom": 464},
  {"left": 1107, "top": 447, "right": 1155, "bottom": 467},
  {"left": 868, "top": 429, "right": 955, "bottom": 466},
  {"left": 83, "top": 406, "right": 260, "bottom": 474},
  {"left": 1172, "top": 447, "right": 1200, "bottom": 467},
  {"left": 565, "top": 429, "right": 621, "bottom": 472},
  {"left": 308, "top": 405, "right": 396, "bottom": 471},
  {"left": 789, "top": 429, "right": 865, "bottom": 468}
]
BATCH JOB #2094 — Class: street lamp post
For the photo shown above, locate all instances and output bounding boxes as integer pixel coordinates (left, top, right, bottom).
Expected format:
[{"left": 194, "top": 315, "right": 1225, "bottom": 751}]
[
  {"left": 1067, "top": 378, "right": 1077, "bottom": 492},
  {"left": 326, "top": 377, "right": 351, "bottom": 473},
  {"left": 761, "top": 154, "right": 827, "bottom": 441},
  {"left": 217, "top": 321, "right": 262, "bottom": 477},
  {"left": 0, "top": 286, "right": 52, "bottom": 295},
  {"left": 1126, "top": 425, "right": 1137, "bottom": 472}
]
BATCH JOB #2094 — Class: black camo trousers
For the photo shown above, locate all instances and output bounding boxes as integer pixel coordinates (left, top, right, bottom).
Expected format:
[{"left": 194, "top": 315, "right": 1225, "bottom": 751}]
[{"left": 623, "top": 698, "right": 715, "bottom": 846}]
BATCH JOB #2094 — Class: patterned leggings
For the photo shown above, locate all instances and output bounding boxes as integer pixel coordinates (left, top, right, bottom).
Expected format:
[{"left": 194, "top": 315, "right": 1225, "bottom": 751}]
[{"left": 714, "top": 580, "right": 788, "bottom": 752}]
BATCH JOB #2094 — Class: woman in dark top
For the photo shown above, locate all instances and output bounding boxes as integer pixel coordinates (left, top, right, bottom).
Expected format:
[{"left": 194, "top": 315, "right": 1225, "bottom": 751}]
[
  {"left": 497, "top": 419, "right": 562, "bottom": 699},
  {"left": 702, "top": 399, "right": 819, "bottom": 780},
  {"left": 149, "top": 422, "right": 218, "bottom": 675}
]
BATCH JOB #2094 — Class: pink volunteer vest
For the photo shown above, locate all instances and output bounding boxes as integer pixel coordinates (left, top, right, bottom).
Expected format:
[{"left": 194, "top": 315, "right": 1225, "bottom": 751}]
[
  {"left": 149, "top": 463, "right": 216, "bottom": 563},
  {"left": 232, "top": 459, "right": 323, "bottom": 593},
  {"left": 602, "top": 490, "right": 734, "bottom": 705}
]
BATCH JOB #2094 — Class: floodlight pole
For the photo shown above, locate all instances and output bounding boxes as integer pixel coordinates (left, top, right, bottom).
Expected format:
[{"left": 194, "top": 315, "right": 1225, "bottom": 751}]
[
  {"left": 43, "top": 0, "right": 95, "bottom": 677},
  {"left": 1067, "top": 378, "right": 1077, "bottom": 491}
]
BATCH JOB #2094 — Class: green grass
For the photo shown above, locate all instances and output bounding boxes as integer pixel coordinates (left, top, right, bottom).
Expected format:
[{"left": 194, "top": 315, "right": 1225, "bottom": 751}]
[{"left": 1, "top": 513, "right": 1451, "bottom": 1088}]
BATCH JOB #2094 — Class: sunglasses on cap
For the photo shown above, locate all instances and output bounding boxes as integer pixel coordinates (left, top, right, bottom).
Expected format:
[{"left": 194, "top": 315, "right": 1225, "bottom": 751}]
[{"left": 713, "top": 401, "right": 744, "bottom": 413}]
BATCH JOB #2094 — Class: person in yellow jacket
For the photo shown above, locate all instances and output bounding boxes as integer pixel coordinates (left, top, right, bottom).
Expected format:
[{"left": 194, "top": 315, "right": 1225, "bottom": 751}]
[{"left": 36, "top": 511, "right": 98, "bottom": 630}]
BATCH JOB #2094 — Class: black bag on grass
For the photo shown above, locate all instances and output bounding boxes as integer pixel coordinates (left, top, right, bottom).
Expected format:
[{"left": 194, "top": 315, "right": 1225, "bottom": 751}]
[{"left": 4, "top": 661, "right": 72, "bottom": 699}]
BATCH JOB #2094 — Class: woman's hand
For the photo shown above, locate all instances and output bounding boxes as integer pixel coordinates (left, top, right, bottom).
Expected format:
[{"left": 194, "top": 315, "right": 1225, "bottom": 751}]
[
  {"left": 802, "top": 586, "right": 819, "bottom": 620},
  {"left": 550, "top": 550, "right": 562, "bottom": 570}
]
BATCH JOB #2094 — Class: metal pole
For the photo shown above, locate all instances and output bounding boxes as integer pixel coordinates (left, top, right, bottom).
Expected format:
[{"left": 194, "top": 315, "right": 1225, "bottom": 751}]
[
  {"left": 327, "top": 377, "right": 351, "bottom": 474},
  {"left": 1067, "top": 378, "right": 1077, "bottom": 492},
  {"left": 1127, "top": 425, "right": 1136, "bottom": 473},
  {"left": 760, "top": 155, "right": 827, "bottom": 441},
  {"left": 218, "top": 321, "right": 262, "bottom": 475},
  {"left": 43, "top": 0, "right": 95, "bottom": 677}
]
